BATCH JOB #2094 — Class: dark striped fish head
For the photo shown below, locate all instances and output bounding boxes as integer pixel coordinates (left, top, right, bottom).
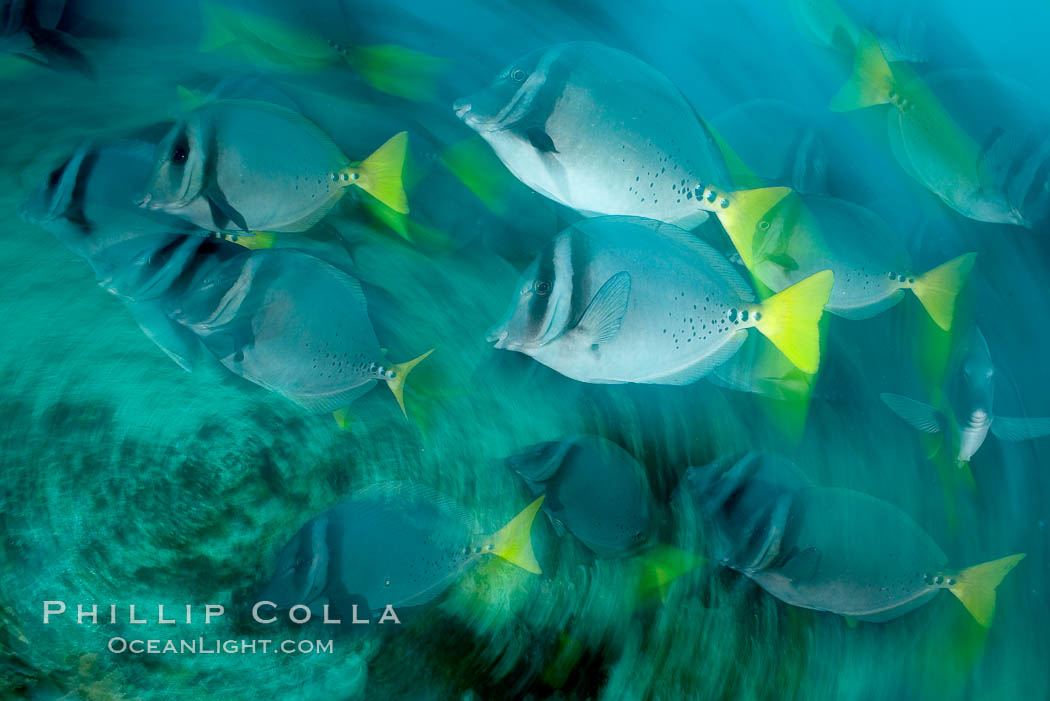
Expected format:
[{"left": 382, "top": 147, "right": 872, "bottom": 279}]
[
  {"left": 453, "top": 45, "right": 559, "bottom": 133},
  {"left": 256, "top": 512, "right": 331, "bottom": 613},
  {"left": 487, "top": 231, "right": 577, "bottom": 352},
  {"left": 139, "top": 113, "right": 207, "bottom": 212}
]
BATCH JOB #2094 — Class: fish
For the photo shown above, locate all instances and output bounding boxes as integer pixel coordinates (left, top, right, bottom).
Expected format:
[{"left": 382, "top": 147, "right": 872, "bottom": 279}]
[
  {"left": 0, "top": 0, "right": 92, "bottom": 76},
  {"left": 487, "top": 216, "right": 834, "bottom": 383},
  {"left": 744, "top": 194, "right": 975, "bottom": 331},
  {"left": 711, "top": 99, "right": 828, "bottom": 195},
  {"left": 255, "top": 482, "right": 544, "bottom": 616},
  {"left": 453, "top": 41, "right": 790, "bottom": 243},
  {"left": 830, "top": 34, "right": 1050, "bottom": 227},
  {"left": 138, "top": 99, "right": 409, "bottom": 236},
  {"left": 198, "top": 1, "right": 447, "bottom": 101},
  {"left": 18, "top": 139, "right": 245, "bottom": 370},
  {"left": 882, "top": 327, "right": 1050, "bottom": 465},
  {"left": 678, "top": 455, "right": 1025, "bottom": 626},
  {"left": 790, "top": 0, "right": 927, "bottom": 63},
  {"left": 507, "top": 435, "right": 652, "bottom": 558},
  {"left": 170, "top": 248, "right": 432, "bottom": 418}
]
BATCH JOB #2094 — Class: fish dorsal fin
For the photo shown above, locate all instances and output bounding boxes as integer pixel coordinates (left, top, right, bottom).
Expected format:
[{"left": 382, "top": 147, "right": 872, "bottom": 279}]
[
  {"left": 507, "top": 440, "right": 574, "bottom": 483},
  {"left": 880, "top": 393, "right": 946, "bottom": 434},
  {"left": 652, "top": 222, "right": 756, "bottom": 302},
  {"left": 990, "top": 416, "right": 1050, "bottom": 441},
  {"left": 571, "top": 271, "right": 631, "bottom": 346}
]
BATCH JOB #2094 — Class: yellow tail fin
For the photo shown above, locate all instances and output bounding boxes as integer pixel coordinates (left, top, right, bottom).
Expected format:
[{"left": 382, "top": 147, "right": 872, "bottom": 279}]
[
  {"left": 754, "top": 270, "right": 834, "bottom": 375},
  {"left": 633, "top": 545, "right": 705, "bottom": 603},
  {"left": 716, "top": 187, "right": 792, "bottom": 270},
  {"left": 488, "top": 496, "right": 545, "bottom": 574},
  {"left": 347, "top": 45, "right": 449, "bottom": 101},
  {"left": 384, "top": 348, "right": 433, "bottom": 418},
  {"left": 829, "top": 32, "right": 895, "bottom": 112},
  {"left": 911, "top": 252, "right": 976, "bottom": 331},
  {"left": 349, "top": 131, "right": 410, "bottom": 214},
  {"left": 948, "top": 553, "right": 1025, "bottom": 627}
]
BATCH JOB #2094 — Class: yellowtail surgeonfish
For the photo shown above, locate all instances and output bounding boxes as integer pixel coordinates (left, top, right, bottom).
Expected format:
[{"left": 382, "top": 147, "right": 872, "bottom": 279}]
[
  {"left": 488, "top": 216, "right": 833, "bottom": 383},
  {"left": 678, "top": 453, "right": 1025, "bottom": 626},
  {"left": 138, "top": 99, "right": 408, "bottom": 236},
  {"left": 198, "top": 1, "right": 447, "bottom": 101},
  {"left": 453, "top": 41, "right": 790, "bottom": 243},
  {"left": 831, "top": 33, "right": 1050, "bottom": 227},
  {"left": 743, "top": 194, "right": 976, "bottom": 331},
  {"left": 254, "top": 483, "right": 544, "bottom": 617},
  {"left": 882, "top": 327, "right": 1050, "bottom": 466}
]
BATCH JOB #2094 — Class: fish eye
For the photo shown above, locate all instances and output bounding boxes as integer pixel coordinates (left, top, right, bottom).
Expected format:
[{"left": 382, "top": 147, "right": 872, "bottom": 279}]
[
  {"left": 171, "top": 145, "right": 188, "bottom": 165},
  {"left": 510, "top": 68, "right": 528, "bottom": 83},
  {"left": 535, "top": 280, "right": 551, "bottom": 295}
]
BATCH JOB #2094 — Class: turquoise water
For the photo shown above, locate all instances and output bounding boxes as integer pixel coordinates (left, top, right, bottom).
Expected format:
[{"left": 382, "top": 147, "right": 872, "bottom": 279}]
[{"left": 1, "top": 0, "right": 1048, "bottom": 699}]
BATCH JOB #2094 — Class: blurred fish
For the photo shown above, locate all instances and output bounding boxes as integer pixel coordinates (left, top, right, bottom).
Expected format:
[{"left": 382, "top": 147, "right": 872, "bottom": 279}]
[
  {"left": 678, "top": 454, "right": 1025, "bottom": 626},
  {"left": 507, "top": 435, "right": 652, "bottom": 558},
  {"left": 171, "top": 249, "right": 432, "bottom": 417},
  {"left": 453, "top": 41, "right": 789, "bottom": 244},
  {"left": 831, "top": 35, "right": 1050, "bottom": 227},
  {"left": 711, "top": 99, "right": 828, "bottom": 194},
  {"left": 256, "top": 482, "right": 544, "bottom": 615},
  {"left": 790, "top": 0, "right": 926, "bottom": 63},
  {"left": 138, "top": 100, "right": 408, "bottom": 235},
  {"left": 198, "top": 1, "right": 447, "bottom": 101},
  {"left": 488, "top": 216, "right": 833, "bottom": 383},
  {"left": 0, "top": 0, "right": 92, "bottom": 76},
  {"left": 19, "top": 138, "right": 242, "bottom": 369},
  {"left": 882, "top": 327, "right": 1050, "bottom": 465},
  {"left": 746, "top": 194, "right": 975, "bottom": 331}
]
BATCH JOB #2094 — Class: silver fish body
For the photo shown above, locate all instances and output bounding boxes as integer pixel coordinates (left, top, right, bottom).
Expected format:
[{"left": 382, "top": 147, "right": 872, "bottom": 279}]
[
  {"left": 753, "top": 195, "right": 910, "bottom": 319},
  {"left": 139, "top": 100, "right": 352, "bottom": 234},
  {"left": 173, "top": 249, "right": 392, "bottom": 413},
  {"left": 453, "top": 42, "right": 729, "bottom": 229},
  {"left": 746, "top": 486, "right": 949, "bottom": 622},
  {"left": 488, "top": 216, "right": 764, "bottom": 385},
  {"left": 256, "top": 482, "right": 480, "bottom": 615}
]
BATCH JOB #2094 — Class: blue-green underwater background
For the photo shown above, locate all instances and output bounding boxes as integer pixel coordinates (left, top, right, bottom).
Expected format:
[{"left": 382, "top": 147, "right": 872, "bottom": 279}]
[{"left": 1, "top": 0, "right": 1049, "bottom": 698}]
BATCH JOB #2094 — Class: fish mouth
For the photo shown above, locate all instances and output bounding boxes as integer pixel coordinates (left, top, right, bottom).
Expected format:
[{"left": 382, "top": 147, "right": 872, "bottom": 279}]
[
  {"left": 135, "top": 192, "right": 158, "bottom": 210},
  {"left": 486, "top": 323, "right": 511, "bottom": 349},
  {"left": 452, "top": 98, "right": 472, "bottom": 120}
]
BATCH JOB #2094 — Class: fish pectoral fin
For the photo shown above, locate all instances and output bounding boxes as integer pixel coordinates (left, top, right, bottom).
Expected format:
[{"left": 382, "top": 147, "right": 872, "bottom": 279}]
[
  {"left": 332, "top": 408, "right": 352, "bottom": 430},
  {"left": 990, "top": 416, "right": 1050, "bottom": 442},
  {"left": 570, "top": 271, "right": 631, "bottom": 347},
  {"left": 206, "top": 186, "right": 250, "bottom": 233},
  {"left": 525, "top": 126, "right": 558, "bottom": 153},
  {"left": 880, "top": 393, "right": 945, "bottom": 434},
  {"left": 776, "top": 546, "right": 823, "bottom": 583}
]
